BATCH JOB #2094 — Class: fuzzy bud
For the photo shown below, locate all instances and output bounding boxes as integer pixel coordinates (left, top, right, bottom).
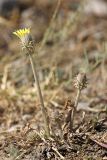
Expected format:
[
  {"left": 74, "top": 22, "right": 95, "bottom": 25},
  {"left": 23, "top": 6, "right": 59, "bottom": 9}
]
[{"left": 74, "top": 73, "right": 87, "bottom": 90}]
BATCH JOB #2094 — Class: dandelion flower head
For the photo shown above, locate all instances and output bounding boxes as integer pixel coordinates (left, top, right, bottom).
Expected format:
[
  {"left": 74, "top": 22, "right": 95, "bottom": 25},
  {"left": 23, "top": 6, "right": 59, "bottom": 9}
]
[
  {"left": 13, "top": 28, "right": 33, "bottom": 46},
  {"left": 13, "top": 28, "right": 30, "bottom": 39},
  {"left": 13, "top": 28, "right": 34, "bottom": 55}
]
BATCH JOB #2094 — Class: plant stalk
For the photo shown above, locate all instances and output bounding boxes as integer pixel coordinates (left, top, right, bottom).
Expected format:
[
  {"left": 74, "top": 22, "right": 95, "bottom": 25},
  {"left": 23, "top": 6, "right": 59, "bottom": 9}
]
[
  {"left": 70, "top": 88, "right": 81, "bottom": 131},
  {"left": 74, "top": 88, "right": 81, "bottom": 109},
  {"left": 28, "top": 53, "right": 50, "bottom": 137}
]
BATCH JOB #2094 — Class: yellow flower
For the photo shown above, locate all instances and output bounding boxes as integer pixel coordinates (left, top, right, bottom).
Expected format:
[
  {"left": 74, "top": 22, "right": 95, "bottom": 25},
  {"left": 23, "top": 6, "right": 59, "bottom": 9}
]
[
  {"left": 13, "top": 28, "right": 34, "bottom": 55},
  {"left": 13, "top": 28, "right": 30, "bottom": 39},
  {"left": 13, "top": 28, "right": 32, "bottom": 46}
]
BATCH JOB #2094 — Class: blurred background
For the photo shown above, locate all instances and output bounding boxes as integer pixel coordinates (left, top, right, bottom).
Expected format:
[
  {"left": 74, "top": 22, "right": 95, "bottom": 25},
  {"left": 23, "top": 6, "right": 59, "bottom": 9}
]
[{"left": 0, "top": 0, "right": 107, "bottom": 92}]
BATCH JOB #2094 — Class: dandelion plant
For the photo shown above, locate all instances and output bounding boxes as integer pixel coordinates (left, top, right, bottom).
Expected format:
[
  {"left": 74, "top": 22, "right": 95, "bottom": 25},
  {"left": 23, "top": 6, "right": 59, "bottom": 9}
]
[{"left": 13, "top": 28, "right": 50, "bottom": 137}]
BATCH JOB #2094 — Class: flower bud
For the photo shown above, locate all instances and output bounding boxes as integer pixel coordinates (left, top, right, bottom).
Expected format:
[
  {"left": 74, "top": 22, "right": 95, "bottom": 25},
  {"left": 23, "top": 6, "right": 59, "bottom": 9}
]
[{"left": 74, "top": 73, "right": 87, "bottom": 90}]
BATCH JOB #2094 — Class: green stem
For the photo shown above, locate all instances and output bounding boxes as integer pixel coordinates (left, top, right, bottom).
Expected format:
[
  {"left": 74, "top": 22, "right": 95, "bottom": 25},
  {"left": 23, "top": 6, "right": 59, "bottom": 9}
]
[{"left": 28, "top": 53, "right": 50, "bottom": 137}]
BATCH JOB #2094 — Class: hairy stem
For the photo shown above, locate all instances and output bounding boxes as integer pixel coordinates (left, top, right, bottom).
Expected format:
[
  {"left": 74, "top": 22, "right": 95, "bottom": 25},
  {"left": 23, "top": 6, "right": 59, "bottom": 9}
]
[
  {"left": 70, "top": 89, "right": 81, "bottom": 131},
  {"left": 28, "top": 53, "right": 50, "bottom": 137}
]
